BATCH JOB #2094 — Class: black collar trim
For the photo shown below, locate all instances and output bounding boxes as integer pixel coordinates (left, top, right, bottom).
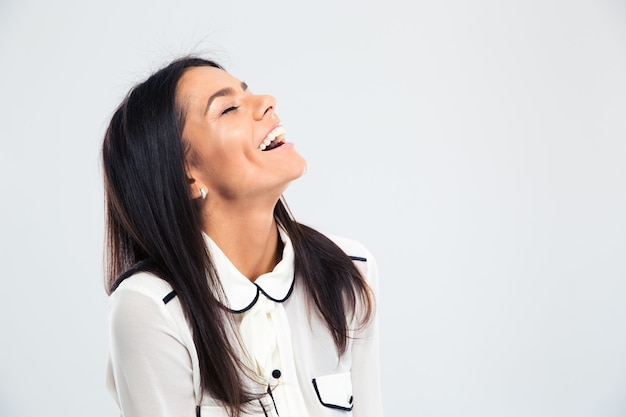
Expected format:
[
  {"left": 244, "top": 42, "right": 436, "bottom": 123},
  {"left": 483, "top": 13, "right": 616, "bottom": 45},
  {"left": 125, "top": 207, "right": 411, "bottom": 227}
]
[{"left": 226, "top": 274, "right": 296, "bottom": 314}]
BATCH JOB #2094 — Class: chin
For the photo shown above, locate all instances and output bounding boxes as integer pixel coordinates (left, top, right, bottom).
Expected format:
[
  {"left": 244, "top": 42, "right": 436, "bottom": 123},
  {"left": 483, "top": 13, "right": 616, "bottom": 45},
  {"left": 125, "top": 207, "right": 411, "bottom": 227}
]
[{"left": 286, "top": 157, "right": 308, "bottom": 181}]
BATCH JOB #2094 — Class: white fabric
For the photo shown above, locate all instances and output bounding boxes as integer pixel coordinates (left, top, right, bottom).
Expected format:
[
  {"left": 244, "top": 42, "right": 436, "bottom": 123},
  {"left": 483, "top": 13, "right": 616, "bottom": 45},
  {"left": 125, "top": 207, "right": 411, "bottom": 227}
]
[
  {"left": 313, "top": 372, "right": 353, "bottom": 409},
  {"left": 106, "top": 231, "right": 383, "bottom": 417},
  {"left": 239, "top": 295, "right": 281, "bottom": 378}
]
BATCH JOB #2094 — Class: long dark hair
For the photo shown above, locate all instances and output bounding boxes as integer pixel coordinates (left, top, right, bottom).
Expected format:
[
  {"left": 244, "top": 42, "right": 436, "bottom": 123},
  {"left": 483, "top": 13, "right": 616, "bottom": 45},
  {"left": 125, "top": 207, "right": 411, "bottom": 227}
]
[{"left": 102, "top": 56, "right": 373, "bottom": 417}]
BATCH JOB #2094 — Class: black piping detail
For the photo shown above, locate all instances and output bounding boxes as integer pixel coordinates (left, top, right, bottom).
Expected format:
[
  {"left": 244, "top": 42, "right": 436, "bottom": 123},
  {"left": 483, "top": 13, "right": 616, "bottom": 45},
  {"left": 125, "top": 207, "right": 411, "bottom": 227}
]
[
  {"left": 267, "top": 385, "right": 280, "bottom": 416},
  {"left": 196, "top": 405, "right": 201, "bottom": 417},
  {"left": 225, "top": 288, "right": 261, "bottom": 314},
  {"left": 257, "top": 275, "right": 295, "bottom": 303},
  {"left": 349, "top": 256, "right": 367, "bottom": 262},
  {"left": 311, "top": 378, "right": 353, "bottom": 411},
  {"left": 162, "top": 290, "right": 177, "bottom": 304},
  {"left": 225, "top": 273, "right": 295, "bottom": 314},
  {"left": 110, "top": 258, "right": 155, "bottom": 292},
  {"left": 258, "top": 399, "right": 268, "bottom": 417}
]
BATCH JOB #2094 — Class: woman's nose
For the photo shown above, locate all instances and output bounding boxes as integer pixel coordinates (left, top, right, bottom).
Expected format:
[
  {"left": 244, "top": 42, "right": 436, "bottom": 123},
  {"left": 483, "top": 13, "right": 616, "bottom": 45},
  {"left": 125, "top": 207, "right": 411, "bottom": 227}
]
[{"left": 253, "top": 95, "right": 277, "bottom": 120}]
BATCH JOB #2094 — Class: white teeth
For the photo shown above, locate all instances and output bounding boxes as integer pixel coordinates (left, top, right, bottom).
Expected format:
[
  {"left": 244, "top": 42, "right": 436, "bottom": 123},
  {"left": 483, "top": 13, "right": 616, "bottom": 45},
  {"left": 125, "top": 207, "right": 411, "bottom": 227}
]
[{"left": 259, "top": 124, "right": 287, "bottom": 151}]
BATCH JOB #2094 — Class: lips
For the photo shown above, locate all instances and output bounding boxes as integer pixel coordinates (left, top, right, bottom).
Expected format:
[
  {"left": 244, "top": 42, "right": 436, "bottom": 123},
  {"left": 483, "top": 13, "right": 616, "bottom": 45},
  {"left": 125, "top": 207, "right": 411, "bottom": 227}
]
[{"left": 259, "top": 123, "right": 286, "bottom": 151}]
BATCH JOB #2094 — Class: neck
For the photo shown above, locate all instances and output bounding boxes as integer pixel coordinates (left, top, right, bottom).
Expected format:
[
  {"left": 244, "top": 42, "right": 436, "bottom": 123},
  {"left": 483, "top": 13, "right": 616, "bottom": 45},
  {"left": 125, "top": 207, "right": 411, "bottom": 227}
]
[{"left": 202, "top": 200, "right": 281, "bottom": 282}]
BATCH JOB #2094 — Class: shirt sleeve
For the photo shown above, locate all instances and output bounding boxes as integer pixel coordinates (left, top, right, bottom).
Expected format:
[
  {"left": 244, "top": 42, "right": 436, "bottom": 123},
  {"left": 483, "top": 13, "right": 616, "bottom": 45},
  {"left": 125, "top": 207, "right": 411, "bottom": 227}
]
[
  {"left": 350, "top": 251, "right": 384, "bottom": 417},
  {"left": 108, "top": 286, "right": 197, "bottom": 417}
]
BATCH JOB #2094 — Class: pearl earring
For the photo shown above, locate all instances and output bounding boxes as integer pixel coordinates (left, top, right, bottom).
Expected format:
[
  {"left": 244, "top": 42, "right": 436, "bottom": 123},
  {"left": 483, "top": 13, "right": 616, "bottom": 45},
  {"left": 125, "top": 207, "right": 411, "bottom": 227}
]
[{"left": 200, "top": 188, "right": 207, "bottom": 200}]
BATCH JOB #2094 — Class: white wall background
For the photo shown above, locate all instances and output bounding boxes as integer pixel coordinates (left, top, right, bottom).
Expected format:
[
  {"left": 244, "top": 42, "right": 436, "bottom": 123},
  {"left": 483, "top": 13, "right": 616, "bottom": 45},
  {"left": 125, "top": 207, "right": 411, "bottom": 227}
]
[{"left": 1, "top": 1, "right": 625, "bottom": 416}]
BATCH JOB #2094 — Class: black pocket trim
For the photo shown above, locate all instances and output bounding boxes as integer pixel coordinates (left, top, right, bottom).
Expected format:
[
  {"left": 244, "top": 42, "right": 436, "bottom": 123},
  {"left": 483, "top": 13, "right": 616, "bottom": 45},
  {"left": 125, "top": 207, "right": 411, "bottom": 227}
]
[{"left": 311, "top": 378, "right": 353, "bottom": 411}]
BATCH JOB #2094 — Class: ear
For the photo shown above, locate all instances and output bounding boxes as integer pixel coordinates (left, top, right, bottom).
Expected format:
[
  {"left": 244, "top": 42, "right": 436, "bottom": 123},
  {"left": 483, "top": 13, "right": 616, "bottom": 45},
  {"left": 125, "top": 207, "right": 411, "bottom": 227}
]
[
  {"left": 186, "top": 167, "right": 208, "bottom": 200},
  {"left": 187, "top": 178, "right": 207, "bottom": 200}
]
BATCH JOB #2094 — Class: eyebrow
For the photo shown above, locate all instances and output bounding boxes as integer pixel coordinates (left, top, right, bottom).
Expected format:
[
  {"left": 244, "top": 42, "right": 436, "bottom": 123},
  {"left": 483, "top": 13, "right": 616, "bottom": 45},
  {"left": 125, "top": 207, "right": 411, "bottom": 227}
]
[{"left": 204, "top": 81, "right": 248, "bottom": 115}]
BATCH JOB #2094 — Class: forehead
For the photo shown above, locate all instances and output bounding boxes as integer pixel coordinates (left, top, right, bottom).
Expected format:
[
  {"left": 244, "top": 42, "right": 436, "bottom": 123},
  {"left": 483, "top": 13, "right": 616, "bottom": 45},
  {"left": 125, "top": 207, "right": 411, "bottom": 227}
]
[{"left": 177, "top": 66, "right": 240, "bottom": 105}]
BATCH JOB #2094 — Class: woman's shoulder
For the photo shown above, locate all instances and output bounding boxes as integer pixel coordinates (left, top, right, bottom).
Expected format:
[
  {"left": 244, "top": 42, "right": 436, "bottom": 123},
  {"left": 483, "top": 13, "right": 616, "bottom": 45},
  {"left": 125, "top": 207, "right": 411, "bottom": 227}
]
[
  {"left": 323, "top": 233, "right": 379, "bottom": 286},
  {"left": 324, "top": 234, "right": 375, "bottom": 263},
  {"left": 110, "top": 271, "right": 175, "bottom": 305},
  {"left": 108, "top": 271, "right": 188, "bottom": 342}
]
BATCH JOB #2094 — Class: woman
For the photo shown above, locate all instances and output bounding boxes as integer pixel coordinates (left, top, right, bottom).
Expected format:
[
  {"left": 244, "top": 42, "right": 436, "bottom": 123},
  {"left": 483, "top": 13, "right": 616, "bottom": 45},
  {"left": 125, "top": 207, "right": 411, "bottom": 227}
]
[{"left": 102, "top": 56, "right": 383, "bottom": 417}]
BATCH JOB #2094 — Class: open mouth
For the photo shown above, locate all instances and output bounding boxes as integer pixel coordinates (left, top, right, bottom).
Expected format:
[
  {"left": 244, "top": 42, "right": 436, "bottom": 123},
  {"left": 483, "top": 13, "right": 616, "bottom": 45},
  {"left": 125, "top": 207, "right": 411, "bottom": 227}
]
[{"left": 259, "top": 124, "right": 286, "bottom": 151}]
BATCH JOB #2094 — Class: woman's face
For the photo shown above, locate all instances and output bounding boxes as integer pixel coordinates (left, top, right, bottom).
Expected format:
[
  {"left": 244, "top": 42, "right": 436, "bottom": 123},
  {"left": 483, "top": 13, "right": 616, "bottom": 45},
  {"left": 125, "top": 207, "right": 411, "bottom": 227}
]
[{"left": 178, "top": 66, "right": 307, "bottom": 202}]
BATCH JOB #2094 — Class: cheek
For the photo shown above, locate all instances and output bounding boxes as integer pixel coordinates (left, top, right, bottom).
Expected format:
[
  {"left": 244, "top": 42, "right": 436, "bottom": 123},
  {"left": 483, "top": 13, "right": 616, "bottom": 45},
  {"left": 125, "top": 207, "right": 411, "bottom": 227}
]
[
  {"left": 202, "top": 145, "right": 254, "bottom": 190},
  {"left": 194, "top": 128, "right": 234, "bottom": 166}
]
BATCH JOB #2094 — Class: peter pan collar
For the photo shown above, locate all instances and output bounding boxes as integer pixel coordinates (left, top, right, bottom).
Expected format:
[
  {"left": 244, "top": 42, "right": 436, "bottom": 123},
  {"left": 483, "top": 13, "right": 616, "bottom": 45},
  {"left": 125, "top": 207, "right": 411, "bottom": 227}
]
[{"left": 203, "top": 227, "right": 295, "bottom": 314}]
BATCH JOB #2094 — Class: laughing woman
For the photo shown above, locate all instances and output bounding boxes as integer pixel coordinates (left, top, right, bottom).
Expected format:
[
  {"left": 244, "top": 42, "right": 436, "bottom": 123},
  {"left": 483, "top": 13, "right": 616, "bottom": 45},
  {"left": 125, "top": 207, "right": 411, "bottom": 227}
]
[{"left": 102, "top": 57, "right": 383, "bottom": 417}]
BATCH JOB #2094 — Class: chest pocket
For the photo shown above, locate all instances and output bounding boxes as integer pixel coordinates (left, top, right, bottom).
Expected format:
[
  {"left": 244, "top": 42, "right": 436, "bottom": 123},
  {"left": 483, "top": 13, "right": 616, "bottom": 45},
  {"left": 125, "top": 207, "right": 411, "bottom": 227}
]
[{"left": 312, "top": 372, "right": 354, "bottom": 411}]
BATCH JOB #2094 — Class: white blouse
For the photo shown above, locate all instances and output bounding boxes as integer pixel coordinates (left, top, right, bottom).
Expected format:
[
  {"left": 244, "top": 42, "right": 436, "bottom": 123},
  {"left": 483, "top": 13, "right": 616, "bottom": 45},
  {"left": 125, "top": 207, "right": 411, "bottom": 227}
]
[{"left": 106, "top": 230, "right": 383, "bottom": 417}]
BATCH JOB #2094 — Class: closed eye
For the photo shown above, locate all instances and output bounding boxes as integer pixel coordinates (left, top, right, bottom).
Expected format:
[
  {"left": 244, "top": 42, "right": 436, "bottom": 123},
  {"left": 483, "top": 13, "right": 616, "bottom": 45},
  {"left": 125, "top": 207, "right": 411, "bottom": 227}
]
[{"left": 221, "top": 106, "right": 239, "bottom": 115}]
